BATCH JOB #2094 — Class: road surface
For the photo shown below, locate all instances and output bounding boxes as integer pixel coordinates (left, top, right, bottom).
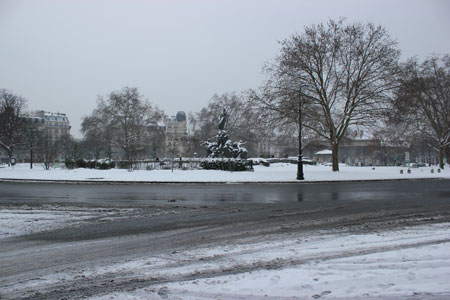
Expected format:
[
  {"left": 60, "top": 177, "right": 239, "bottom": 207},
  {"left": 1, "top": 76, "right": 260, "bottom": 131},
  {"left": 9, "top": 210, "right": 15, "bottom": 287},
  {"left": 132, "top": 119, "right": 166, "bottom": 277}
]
[{"left": 1, "top": 179, "right": 449, "bottom": 299}]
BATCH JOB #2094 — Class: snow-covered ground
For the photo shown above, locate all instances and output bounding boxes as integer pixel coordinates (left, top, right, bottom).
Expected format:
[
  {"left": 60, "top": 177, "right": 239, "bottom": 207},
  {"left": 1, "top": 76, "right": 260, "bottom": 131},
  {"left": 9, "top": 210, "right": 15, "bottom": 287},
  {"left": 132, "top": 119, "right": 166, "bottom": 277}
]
[
  {"left": 90, "top": 223, "right": 450, "bottom": 299},
  {"left": 86, "top": 223, "right": 450, "bottom": 299},
  {"left": 2, "top": 163, "right": 450, "bottom": 299},
  {"left": 1, "top": 206, "right": 450, "bottom": 299},
  {"left": 1, "top": 163, "right": 450, "bottom": 182},
  {"left": 0, "top": 205, "right": 140, "bottom": 238}
]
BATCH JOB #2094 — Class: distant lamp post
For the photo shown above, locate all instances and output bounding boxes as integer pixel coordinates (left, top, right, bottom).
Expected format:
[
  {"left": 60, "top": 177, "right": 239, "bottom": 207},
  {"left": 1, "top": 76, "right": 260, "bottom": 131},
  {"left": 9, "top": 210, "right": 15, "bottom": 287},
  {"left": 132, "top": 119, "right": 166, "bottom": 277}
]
[
  {"left": 297, "top": 91, "right": 304, "bottom": 180},
  {"left": 428, "top": 138, "right": 431, "bottom": 166},
  {"left": 28, "top": 126, "right": 37, "bottom": 169},
  {"left": 193, "top": 152, "right": 198, "bottom": 169}
]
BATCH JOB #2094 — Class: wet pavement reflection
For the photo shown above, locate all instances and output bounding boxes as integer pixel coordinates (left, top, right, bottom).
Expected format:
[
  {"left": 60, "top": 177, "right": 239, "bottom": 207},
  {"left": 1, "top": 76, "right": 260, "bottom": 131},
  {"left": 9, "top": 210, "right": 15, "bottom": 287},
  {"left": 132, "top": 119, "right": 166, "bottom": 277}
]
[{"left": 1, "top": 180, "right": 449, "bottom": 207}]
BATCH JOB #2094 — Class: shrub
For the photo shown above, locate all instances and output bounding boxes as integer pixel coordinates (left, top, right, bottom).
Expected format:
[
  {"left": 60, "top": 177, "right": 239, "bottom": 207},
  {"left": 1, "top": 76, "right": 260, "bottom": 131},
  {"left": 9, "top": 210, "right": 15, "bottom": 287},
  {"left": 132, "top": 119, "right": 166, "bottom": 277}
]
[
  {"left": 86, "top": 160, "right": 96, "bottom": 169},
  {"left": 76, "top": 159, "right": 87, "bottom": 168},
  {"left": 200, "top": 159, "right": 253, "bottom": 171},
  {"left": 65, "top": 158, "right": 76, "bottom": 169},
  {"left": 97, "top": 160, "right": 115, "bottom": 170}
]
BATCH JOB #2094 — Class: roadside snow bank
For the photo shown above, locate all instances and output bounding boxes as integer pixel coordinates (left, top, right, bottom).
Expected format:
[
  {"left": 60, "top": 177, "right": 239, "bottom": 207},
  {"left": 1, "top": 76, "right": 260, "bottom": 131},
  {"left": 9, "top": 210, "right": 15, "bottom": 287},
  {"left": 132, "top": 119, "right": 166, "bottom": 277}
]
[
  {"left": 1, "top": 163, "right": 449, "bottom": 182},
  {"left": 82, "top": 223, "right": 450, "bottom": 299},
  {"left": 3, "top": 210, "right": 449, "bottom": 299},
  {"left": 0, "top": 205, "right": 138, "bottom": 238},
  {"left": 162, "top": 224, "right": 450, "bottom": 299}
]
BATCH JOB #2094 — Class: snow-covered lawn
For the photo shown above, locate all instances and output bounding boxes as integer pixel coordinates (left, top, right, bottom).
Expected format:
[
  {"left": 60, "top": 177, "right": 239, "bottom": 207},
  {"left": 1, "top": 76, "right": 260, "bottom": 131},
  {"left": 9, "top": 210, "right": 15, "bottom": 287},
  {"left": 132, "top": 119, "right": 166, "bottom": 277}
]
[{"left": 1, "top": 163, "right": 450, "bottom": 182}]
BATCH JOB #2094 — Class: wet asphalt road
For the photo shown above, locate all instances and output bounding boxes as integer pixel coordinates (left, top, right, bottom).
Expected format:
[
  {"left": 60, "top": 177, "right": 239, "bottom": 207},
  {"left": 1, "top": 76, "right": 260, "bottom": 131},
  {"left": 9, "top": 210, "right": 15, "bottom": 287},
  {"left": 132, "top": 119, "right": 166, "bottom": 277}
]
[
  {"left": 1, "top": 179, "right": 449, "bottom": 207},
  {"left": 1, "top": 179, "right": 449, "bottom": 244}
]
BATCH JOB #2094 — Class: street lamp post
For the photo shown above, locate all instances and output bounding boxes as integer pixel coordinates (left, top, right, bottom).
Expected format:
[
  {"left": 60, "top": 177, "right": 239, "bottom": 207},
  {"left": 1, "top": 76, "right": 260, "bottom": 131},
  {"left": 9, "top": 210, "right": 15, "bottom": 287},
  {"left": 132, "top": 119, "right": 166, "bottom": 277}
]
[
  {"left": 428, "top": 137, "right": 431, "bottom": 166},
  {"left": 30, "top": 139, "right": 33, "bottom": 169},
  {"left": 28, "top": 126, "right": 36, "bottom": 169},
  {"left": 297, "top": 92, "right": 304, "bottom": 180}
]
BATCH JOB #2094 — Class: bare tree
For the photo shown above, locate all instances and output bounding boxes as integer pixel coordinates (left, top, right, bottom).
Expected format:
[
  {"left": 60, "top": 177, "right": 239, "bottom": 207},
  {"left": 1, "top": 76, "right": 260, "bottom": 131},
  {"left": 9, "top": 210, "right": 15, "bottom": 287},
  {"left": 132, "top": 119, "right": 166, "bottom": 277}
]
[
  {"left": 37, "top": 133, "right": 59, "bottom": 170},
  {"left": 393, "top": 55, "right": 450, "bottom": 168},
  {"left": 0, "top": 89, "right": 27, "bottom": 165},
  {"left": 57, "top": 134, "right": 79, "bottom": 165},
  {"left": 253, "top": 19, "right": 400, "bottom": 171},
  {"left": 81, "top": 105, "right": 114, "bottom": 160},
  {"left": 81, "top": 87, "right": 163, "bottom": 169},
  {"left": 190, "top": 93, "right": 243, "bottom": 141},
  {"left": 22, "top": 119, "right": 42, "bottom": 169}
]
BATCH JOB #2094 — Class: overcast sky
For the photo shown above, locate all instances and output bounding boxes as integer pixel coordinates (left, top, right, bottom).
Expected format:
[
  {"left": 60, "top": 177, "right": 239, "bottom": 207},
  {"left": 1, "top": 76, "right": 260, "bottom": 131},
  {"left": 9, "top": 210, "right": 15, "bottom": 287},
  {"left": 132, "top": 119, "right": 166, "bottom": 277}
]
[{"left": 1, "top": 0, "right": 449, "bottom": 138}]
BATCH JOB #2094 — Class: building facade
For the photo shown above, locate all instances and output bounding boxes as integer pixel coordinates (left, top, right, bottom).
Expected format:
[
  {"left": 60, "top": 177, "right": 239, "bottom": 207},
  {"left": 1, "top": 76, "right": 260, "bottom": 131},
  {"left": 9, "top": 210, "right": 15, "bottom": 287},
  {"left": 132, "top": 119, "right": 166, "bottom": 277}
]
[
  {"left": 165, "top": 111, "right": 188, "bottom": 157},
  {"left": 32, "top": 111, "right": 71, "bottom": 141},
  {"left": 15, "top": 111, "right": 72, "bottom": 163}
]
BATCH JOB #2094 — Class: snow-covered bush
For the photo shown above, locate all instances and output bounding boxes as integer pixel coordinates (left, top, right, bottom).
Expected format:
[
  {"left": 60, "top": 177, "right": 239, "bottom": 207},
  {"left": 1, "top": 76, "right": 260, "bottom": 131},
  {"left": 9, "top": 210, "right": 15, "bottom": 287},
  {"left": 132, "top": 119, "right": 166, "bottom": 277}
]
[
  {"left": 64, "top": 158, "right": 76, "bottom": 169},
  {"left": 65, "top": 158, "right": 115, "bottom": 170},
  {"left": 200, "top": 158, "right": 253, "bottom": 171},
  {"left": 98, "top": 160, "right": 115, "bottom": 169},
  {"left": 249, "top": 158, "right": 270, "bottom": 167},
  {"left": 76, "top": 159, "right": 87, "bottom": 168}
]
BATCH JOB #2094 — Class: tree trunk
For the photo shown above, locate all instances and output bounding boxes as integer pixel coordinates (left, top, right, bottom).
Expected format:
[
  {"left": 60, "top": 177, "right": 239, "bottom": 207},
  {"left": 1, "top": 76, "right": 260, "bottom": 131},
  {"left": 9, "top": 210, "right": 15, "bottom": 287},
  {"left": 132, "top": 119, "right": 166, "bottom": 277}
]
[
  {"left": 107, "top": 144, "right": 112, "bottom": 161},
  {"left": 7, "top": 148, "right": 13, "bottom": 167},
  {"left": 439, "top": 144, "right": 445, "bottom": 169},
  {"left": 331, "top": 142, "right": 339, "bottom": 172},
  {"left": 125, "top": 149, "right": 132, "bottom": 171},
  {"left": 445, "top": 146, "right": 450, "bottom": 168}
]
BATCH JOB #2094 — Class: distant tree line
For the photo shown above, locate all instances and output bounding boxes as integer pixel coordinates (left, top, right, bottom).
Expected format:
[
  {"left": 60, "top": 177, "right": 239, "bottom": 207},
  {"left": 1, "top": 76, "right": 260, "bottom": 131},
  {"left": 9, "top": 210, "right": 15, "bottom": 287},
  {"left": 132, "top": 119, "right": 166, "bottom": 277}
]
[{"left": 1, "top": 18, "right": 449, "bottom": 171}]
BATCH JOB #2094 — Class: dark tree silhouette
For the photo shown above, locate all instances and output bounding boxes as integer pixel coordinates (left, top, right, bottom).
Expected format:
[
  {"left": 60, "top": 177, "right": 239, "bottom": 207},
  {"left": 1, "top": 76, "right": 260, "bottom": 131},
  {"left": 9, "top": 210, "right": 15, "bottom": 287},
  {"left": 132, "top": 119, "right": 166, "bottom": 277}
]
[
  {"left": 253, "top": 19, "right": 400, "bottom": 171},
  {"left": 393, "top": 55, "right": 450, "bottom": 169},
  {"left": 0, "top": 89, "right": 27, "bottom": 165}
]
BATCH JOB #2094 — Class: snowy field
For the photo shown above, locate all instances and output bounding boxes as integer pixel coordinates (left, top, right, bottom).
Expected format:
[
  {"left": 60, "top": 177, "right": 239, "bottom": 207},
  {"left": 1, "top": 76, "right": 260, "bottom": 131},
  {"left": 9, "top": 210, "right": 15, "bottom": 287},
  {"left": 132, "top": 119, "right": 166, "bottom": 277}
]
[{"left": 1, "top": 163, "right": 450, "bottom": 182}]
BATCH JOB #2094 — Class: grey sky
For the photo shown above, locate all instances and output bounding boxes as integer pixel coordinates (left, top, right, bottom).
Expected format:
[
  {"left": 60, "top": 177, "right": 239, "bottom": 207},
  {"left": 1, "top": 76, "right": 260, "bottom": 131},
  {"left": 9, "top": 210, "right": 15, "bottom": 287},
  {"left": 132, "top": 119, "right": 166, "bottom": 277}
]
[{"left": 1, "top": 0, "right": 449, "bottom": 138}]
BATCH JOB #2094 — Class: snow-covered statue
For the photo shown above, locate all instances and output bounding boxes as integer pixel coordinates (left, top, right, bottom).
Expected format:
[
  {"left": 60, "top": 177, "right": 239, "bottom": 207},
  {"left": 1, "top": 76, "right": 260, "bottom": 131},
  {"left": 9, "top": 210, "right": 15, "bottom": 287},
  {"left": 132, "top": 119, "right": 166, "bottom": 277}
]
[
  {"left": 218, "top": 108, "right": 227, "bottom": 130},
  {"left": 232, "top": 141, "right": 247, "bottom": 159},
  {"left": 202, "top": 108, "right": 248, "bottom": 160},
  {"left": 217, "top": 130, "right": 229, "bottom": 149},
  {"left": 201, "top": 141, "right": 219, "bottom": 158},
  {"left": 200, "top": 108, "right": 251, "bottom": 171}
]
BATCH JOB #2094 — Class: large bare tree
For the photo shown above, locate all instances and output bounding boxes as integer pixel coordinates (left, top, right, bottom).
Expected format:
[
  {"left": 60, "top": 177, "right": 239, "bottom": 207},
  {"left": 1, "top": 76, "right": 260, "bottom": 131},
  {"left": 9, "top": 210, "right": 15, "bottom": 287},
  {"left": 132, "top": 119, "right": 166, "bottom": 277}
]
[
  {"left": 81, "top": 103, "right": 114, "bottom": 160},
  {"left": 81, "top": 87, "right": 163, "bottom": 168},
  {"left": 0, "top": 89, "right": 27, "bottom": 165},
  {"left": 393, "top": 55, "right": 450, "bottom": 169},
  {"left": 254, "top": 19, "right": 400, "bottom": 171}
]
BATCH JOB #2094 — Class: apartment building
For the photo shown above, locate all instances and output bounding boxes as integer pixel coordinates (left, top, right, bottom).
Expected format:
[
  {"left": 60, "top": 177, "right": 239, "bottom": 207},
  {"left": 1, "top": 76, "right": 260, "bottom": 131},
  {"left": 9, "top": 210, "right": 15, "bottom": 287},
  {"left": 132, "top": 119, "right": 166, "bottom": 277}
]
[
  {"left": 165, "top": 111, "right": 187, "bottom": 157},
  {"left": 32, "top": 110, "right": 71, "bottom": 141}
]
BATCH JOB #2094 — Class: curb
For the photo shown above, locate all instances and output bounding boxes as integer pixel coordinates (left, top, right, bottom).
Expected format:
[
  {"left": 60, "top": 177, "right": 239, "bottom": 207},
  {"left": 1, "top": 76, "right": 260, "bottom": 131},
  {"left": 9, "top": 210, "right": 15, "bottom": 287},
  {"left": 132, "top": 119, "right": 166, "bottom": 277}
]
[{"left": 1, "top": 177, "right": 449, "bottom": 185}]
